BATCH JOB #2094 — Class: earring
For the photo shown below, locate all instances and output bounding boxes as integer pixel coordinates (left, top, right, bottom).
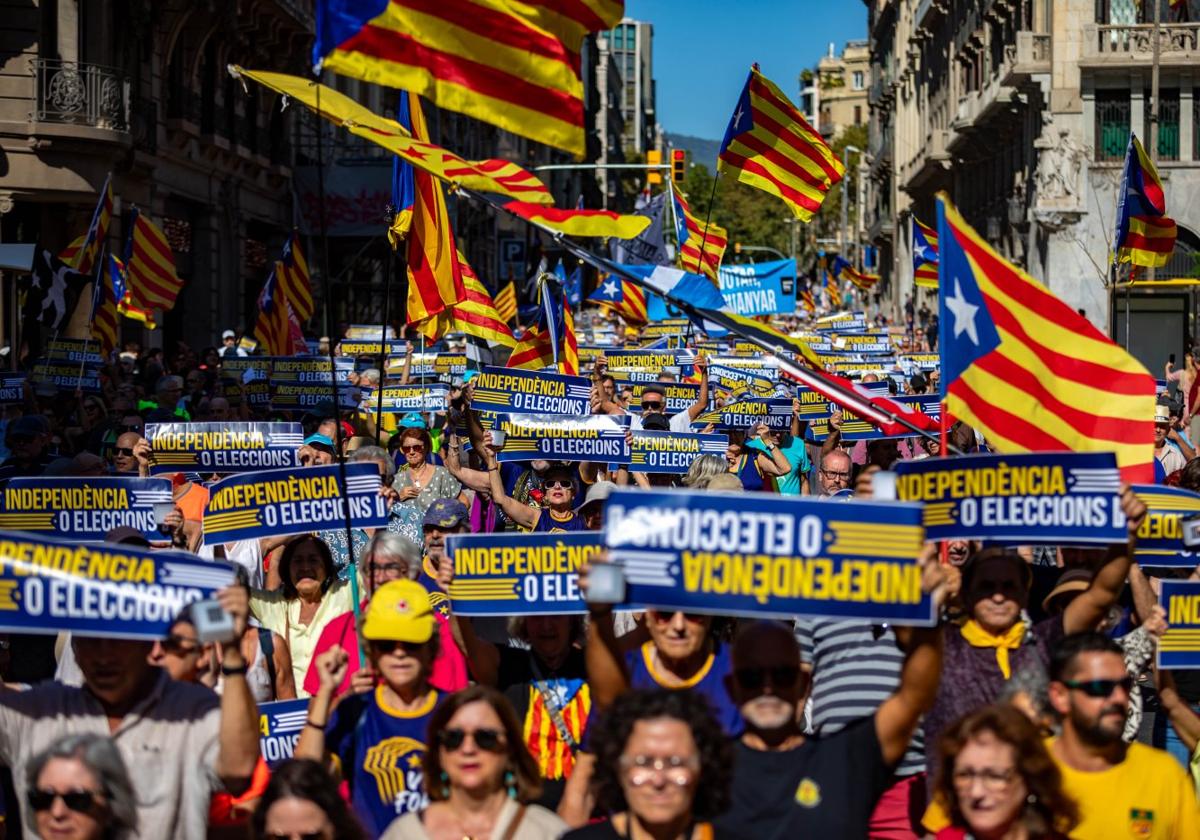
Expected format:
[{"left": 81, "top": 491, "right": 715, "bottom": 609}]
[
  {"left": 505, "top": 769, "right": 517, "bottom": 799},
  {"left": 439, "top": 771, "right": 450, "bottom": 799},
  {"left": 1026, "top": 793, "right": 1038, "bottom": 804}
]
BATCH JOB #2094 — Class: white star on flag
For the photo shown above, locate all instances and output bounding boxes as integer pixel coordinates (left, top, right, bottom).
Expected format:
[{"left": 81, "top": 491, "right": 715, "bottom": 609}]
[
  {"left": 946, "top": 278, "right": 980, "bottom": 345},
  {"left": 600, "top": 279, "right": 618, "bottom": 298}
]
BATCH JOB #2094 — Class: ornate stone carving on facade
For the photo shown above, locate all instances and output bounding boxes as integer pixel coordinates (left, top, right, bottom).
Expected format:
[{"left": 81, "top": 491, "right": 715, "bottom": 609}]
[{"left": 1033, "top": 121, "right": 1087, "bottom": 211}]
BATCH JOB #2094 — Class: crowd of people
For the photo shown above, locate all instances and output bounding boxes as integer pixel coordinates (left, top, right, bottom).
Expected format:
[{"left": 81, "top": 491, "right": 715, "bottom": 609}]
[{"left": 0, "top": 321, "right": 1198, "bottom": 840}]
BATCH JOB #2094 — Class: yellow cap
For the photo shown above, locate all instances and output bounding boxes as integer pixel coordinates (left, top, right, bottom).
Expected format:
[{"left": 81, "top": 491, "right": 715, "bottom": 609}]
[{"left": 362, "top": 580, "right": 435, "bottom": 644}]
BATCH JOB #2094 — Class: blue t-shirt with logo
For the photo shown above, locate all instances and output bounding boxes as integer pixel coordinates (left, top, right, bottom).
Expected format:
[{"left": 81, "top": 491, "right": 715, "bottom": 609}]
[
  {"left": 326, "top": 686, "right": 442, "bottom": 836},
  {"left": 625, "top": 640, "right": 743, "bottom": 735}
]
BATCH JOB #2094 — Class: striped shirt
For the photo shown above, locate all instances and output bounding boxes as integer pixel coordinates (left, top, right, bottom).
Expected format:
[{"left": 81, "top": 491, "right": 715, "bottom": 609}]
[{"left": 794, "top": 618, "right": 925, "bottom": 777}]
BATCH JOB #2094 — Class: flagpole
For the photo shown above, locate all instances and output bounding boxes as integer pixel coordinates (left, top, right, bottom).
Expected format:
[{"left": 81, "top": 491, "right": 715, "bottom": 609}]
[
  {"left": 78, "top": 246, "right": 107, "bottom": 389},
  {"left": 694, "top": 171, "right": 722, "bottom": 276},
  {"left": 453, "top": 186, "right": 957, "bottom": 450},
  {"left": 375, "top": 209, "right": 395, "bottom": 446}
]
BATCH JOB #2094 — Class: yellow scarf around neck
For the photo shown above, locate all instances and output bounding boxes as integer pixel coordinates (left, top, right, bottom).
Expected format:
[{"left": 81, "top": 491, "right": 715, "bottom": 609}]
[{"left": 961, "top": 619, "right": 1025, "bottom": 679}]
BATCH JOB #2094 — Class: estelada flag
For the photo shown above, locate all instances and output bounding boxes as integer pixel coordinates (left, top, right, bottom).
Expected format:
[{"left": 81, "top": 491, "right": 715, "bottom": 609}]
[
  {"left": 913, "top": 217, "right": 940, "bottom": 288},
  {"left": 938, "top": 194, "right": 1156, "bottom": 482},
  {"left": 1115, "top": 133, "right": 1176, "bottom": 268}
]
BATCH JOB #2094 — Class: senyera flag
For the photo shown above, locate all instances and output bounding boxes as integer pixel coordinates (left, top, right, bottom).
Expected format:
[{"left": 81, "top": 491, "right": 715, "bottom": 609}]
[
  {"left": 312, "top": 0, "right": 624, "bottom": 157},
  {"left": 938, "top": 193, "right": 1156, "bottom": 482},
  {"left": 503, "top": 202, "right": 651, "bottom": 240}
]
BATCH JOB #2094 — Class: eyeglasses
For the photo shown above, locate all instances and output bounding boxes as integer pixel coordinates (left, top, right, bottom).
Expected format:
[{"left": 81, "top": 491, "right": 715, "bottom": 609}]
[
  {"left": 735, "top": 665, "right": 801, "bottom": 692},
  {"left": 113, "top": 447, "right": 135, "bottom": 457},
  {"left": 160, "top": 634, "right": 201, "bottom": 656},
  {"left": 1063, "top": 677, "right": 1134, "bottom": 698},
  {"left": 401, "top": 444, "right": 426, "bottom": 454},
  {"left": 263, "top": 833, "right": 326, "bottom": 840},
  {"left": 26, "top": 789, "right": 102, "bottom": 814},
  {"left": 544, "top": 479, "right": 573, "bottom": 490},
  {"left": 369, "top": 639, "right": 426, "bottom": 655},
  {"left": 641, "top": 400, "right": 664, "bottom": 411},
  {"left": 619, "top": 755, "right": 699, "bottom": 787},
  {"left": 370, "top": 562, "right": 408, "bottom": 577},
  {"left": 820, "top": 469, "right": 851, "bottom": 480},
  {"left": 437, "top": 727, "right": 506, "bottom": 753},
  {"left": 951, "top": 767, "right": 1017, "bottom": 792}
]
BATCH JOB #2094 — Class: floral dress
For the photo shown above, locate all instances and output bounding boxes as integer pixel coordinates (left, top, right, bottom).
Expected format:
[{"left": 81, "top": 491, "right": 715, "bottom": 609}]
[{"left": 387, "top": 465, "right": 462, "bottom": 545}]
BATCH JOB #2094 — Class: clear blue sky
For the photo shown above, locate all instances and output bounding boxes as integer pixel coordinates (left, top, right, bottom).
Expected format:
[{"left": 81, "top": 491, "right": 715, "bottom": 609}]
[{"left": 625, "top": 0, "right": 868, "bottom": 139}]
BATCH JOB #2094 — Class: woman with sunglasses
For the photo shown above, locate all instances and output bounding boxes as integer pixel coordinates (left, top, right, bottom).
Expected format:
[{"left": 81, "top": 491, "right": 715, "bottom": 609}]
[
  {"left": 251, "top": 758, "right": 366, "bottom": 840},
  {"left": 24, "top": 732, "right": 138, "bottom": 840},
  {"left": 297, "top": 579, "right": 443, "bottom": 837},
  {"left": 931, "top": 705, "right": 1078, "bottom": 840},
  {"left": 381, "top": 685, "right": 566, "bottom": 840},
  {"left": 562, "top": 689, "right": 734, "bottom": 840},
  {"left": 723, "top": 426, "right": 789, "bottom": 493},
  {"left": 389, "top": 427, "right": 466, "bottom": 546},
  {"left": 481, "top": 436, "right": 585, "bottom": 533}
]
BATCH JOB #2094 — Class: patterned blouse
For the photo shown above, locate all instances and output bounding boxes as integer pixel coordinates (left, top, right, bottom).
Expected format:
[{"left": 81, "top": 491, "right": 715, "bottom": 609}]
[{"left": 387, "top": 465, "right": 463, "bottom": 545}]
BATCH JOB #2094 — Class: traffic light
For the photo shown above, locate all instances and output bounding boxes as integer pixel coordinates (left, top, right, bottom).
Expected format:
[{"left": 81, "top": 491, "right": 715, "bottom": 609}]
[
  {"left": 672, "top": 149, "right": 686, "bottom": 182},
  {"left": 646, "top": 150, "right": 662, "bottom": 185}
]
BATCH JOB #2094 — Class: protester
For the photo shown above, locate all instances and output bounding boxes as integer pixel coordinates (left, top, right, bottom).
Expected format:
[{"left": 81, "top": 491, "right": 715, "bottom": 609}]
[
  {"left": 932, "top": 705, "right": 1078, "bottom": 840},
  {"left": 381, "top": 685, "right": 566, "bottom": 839},
  {"left": 250, "top": 759, "right": 366, "bottom": 840},
  {"left": 297, "top": 579, "right": 443, "bottom": 836},
  {"left": 389, "top": 426, "right": 465, "bottom": 543},
  {"left": 562, "top": 689, "right": 734, "bottom": 840},
  {"left": 24, "top": 733, "right": 138, "bottom": 840},
  {"left": 1155, "top": 403, "right": 1189, "bottom": 474},
  {"left": 724, "top": 427, "right": 789, "bottom": 491},
  {"left": 484, "top": 443, "right": 585, "bottom": 532},
  {"left": 814, "top": 448, "right": 852, "bottom": 496}
]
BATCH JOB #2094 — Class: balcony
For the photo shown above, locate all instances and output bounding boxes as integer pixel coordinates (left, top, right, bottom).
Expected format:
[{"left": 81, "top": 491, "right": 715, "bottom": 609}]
[
  {"left": 915, "top": 0, "right": 947, "bottom": 33},
  {"left": 1081, "top": 23, "right": 1200, "bottom": 67},
  {"left": 29, "top": 58, "right": 129, "bottom": 137},
  {"left": 904, "top": 129, "right": 952, "bottom": 194},
  {"left": 1002, "top": 31, "right": 1051, "bottom": 86}
]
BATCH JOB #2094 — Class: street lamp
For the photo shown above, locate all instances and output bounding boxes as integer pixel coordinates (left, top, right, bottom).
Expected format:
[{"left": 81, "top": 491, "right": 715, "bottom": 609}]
[{"left": 840, "top": 144, "right": 862, "bottom": 266}]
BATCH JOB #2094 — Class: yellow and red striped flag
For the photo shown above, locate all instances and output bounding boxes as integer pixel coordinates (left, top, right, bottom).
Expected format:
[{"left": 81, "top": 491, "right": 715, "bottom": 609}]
[
  {"left": 507, "top": 326, "right": 556, "bottom": 371},
  {"left": 938, "top": 194, "right": 1156, "bottom": 482},
  {"left": 671, "top": 184, "right": 727, "bottom": 282},
  {"left": 58, "top": 236, "right": 86, "bottom": 268},
  {"left": 562, "top": 295, "right": 578, "bottom": 375},
  {"left": 276, "top": 234, "right": 314, "bottom": 323},
  {"left": 92, "top": 255, "right": 121, "bottom": 355},
  {"left": 254, "top": 267, "right": 307, "bottom": 356},
  {"left": 495, "top": 278, "right": 517, "bottom": 324},
  {"left": 800, "top": 289, "right": 816, "bottom": 314},
  {"left": 74, "top": 174, "right": 114, "bottom": 275},
  {"left": 586, "top": 275, "right": 647, "bottom": 325},
  {"left": 502, "top": 201, "right": 651, "bottom": 240},
  {"left": 718, "top": 66, "right": 843, "bottom": 221},
  {"left": 121, "top": 208, "right": 184, "bottom": 315},
  {"left": 419, "top": 253, "right": 516, "bottom": 347},
  {"left": 312, "top": 0, "right": 624, "bottom": 156}
]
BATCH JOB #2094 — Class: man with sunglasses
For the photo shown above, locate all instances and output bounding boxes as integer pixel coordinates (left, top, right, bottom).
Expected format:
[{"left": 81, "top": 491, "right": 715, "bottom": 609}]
[
  {"left": 110, "top": 431, "right": 144, "bottom": 476},
  {"left": 1045, "top": 632, "right": 1200, "bottom": 839},
  {"left": 595, "top": 357, "right": 710, "bottom": 433},
  {"left": 714, "top": 548, "right": 948, "bottom": 839},
  {"left": 298, "top": 579, "right": 443, "bottom": 837}
]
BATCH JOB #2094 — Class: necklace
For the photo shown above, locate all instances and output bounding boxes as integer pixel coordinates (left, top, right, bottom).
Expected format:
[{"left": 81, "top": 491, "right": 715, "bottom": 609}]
[{"left": 411, "top": 463, "right": 430, "bottom": 488}]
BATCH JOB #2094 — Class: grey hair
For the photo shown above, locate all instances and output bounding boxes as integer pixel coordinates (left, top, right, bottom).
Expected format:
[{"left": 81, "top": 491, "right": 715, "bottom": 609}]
[
  {"left": 351, "top": 445, "right": 396, "bottom": 480},
  {"left": 155, "top": 375, "right": 183, "bottom": 392},
  {"left": 364, "top": 530, "right": 421, "bottom": 579},
  {"left": 682, "top": 454, "right": 728, "bottom": 489},
  {"left": 360, "top": 368, "right": 381, "bottom": 384},
  {"left": 25, "top": 733, "right": 138, "bottom": 838}
]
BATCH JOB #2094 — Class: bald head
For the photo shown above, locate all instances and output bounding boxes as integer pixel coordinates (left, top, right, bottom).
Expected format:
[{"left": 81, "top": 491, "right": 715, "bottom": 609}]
[{"left": 819, "top": 449, "right": 852, "bottom": 495}]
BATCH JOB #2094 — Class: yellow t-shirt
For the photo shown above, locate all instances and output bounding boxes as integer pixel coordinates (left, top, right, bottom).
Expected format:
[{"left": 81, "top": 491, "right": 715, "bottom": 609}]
[{"left": 1050, "top": 738, "right": 1200, "bottom": 840}]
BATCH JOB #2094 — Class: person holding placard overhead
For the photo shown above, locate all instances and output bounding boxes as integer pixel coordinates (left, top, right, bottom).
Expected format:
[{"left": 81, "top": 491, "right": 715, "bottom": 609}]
[{"left": 480, "top": 432, "right": 586, "bottom": 533}]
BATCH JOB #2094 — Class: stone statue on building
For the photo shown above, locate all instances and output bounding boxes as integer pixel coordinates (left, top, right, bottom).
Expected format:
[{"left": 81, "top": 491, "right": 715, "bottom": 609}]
[{"left": 1035, "top": 123, "right": 1086, "bottom": 207}]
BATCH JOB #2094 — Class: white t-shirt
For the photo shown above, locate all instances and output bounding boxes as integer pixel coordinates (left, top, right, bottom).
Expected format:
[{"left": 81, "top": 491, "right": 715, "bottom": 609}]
[{"left": 629, "top": 411, "right": 695, "bottom": 433}]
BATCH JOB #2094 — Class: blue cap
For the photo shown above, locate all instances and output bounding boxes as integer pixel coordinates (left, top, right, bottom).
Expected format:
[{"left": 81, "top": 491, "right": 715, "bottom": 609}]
[
  {"left": 423, "top": 498, "right": 469, "bottom": 529},
  {"left": 462, "top": 369, "right": 481, "bottom": 384},
  {"left": 304, "top": 433, "right": 335, "bottom": 448},
  {"left": 399, "top": 412, "right": 427, "bottom": 429}
]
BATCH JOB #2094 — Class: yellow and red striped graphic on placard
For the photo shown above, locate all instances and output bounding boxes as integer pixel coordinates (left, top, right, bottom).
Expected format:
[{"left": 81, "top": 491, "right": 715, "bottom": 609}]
[{"left": 315, "top": 0, "right": 623, "bottom": 156}]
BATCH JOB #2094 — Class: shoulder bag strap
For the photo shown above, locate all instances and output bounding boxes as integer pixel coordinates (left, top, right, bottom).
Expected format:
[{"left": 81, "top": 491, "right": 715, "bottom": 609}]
[
  {"left": 498, "top": 803, "right": 527, "bottom": 840},
  {"left": 529, "top": 655, "right": 580, "bottom": 755}
]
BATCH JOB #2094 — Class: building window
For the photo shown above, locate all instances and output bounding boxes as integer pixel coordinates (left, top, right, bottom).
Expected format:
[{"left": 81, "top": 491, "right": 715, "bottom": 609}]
[
  {"left": 854, "top": 105, "right": 862, "bottom": 125},
  {"left": 1094, "top": 89, "right": 1130, "bottom": 162},
  {"left": 1144, "top": 88, "right": 1180, "bottom": 161},
  {"left": 853, "top": 70, "right": 864, "bottom": 90}
]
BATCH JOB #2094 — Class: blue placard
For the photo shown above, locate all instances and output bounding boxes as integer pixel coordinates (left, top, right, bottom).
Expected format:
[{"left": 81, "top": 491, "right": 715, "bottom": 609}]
[
  {"left": 1159, "top": 581, "right": 1200, "bottom": 668},
  {"left": 793, "top": 387, "right": 835, "bottom": 421},
  {"left": 691, "top": 399, "right": 792, "bottom": 431},
  {"left": 345, "top": 324, "right": 396, "bottom": 340},
  {"left": 613, "top": 380, "right": 701, "bottom": 413},
  {"left": 396, "top": 352, "right": 467, "bottom": 379},
  {"left": 0, "top": 374, "right": 25, "bottom": 404},
  {"left": 369, "top": 384, "right": 450, "bottom": 413},
  {"left": 0, "top": 477, "right": 174, "bottom": 542},
  {"left": 1130, "top": 484, "right": 1200, "bottom": 567},
  {"left": 470, "top": 367, "right": 592, "bottom": 415},
  {"left": 338, "top": 339, "right": 408, "bottom": 357},
  {"left": 203, "top": 463, "right": 388, "bottom": 543},
  {"left": 146, "top": 422, "right": 303, "bottom": 475},
  {"left": 894, "top": 452, "right": 1125, "bottom": 544},
  {"left": 492, "top": 414, "right": 631, "bottom": 463},
  {"left": 709, "top": 364, "right": 777, "bottom": 398},
  {"left": 603, "top": 489, "right": 934, "bottom": 624},
  {"left": 627, "top": 431, "right": 728, "bottom": 474},
  {"left": 258, "top": 699, "right": 309, "bottom": 768},
  {"left": 834, "top": 336, "right": 892, "bottom": 355},
  {"left": 446, "top": 531, "right": 601, "bottom": 616},
  {"left": 44, "top": 338, "right": 104, "bottom": 365},
  {"left": 270, "top": 383, "right": 362, "bottom": 411},
  {"left": 269, "top": 356, "right": 353, "bottom": 384},
  {"left": 805, "top": 396, "right": 941, "bottom": 441},
  {"left": 30, "top": 359, "right": 101, "bottom": 393},
  {"left": 717, "top": 259, "right": 798, "bottom": 316},
  {"left": 0, "top": 533, "right": 235, "bottom": 639},
  {"left": 604, "top": 350, "right": 695, "bottom": 373},
  {"left": 815, "top": 312, "right": 867, "bottom": 333}
]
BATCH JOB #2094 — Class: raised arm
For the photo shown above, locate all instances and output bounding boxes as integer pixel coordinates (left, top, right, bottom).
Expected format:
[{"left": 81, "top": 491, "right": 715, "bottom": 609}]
[
  {"left": 684, "top": 355, "right": 709, "bottom": 422},
  {"left": 579, "top": 556, "right": 630, "bottom": 708},
  {"left": 482, "top": 441, "right": 539, "bottom": 529},
  {"left": 294, "top": 646, "right": 348, "bottom": 768},
  {"left": 1063, "top": 486, "right": 1147, "bottom": 635},
  {"left": 214, "top": 586, "right": 261, "bottom": 795}
]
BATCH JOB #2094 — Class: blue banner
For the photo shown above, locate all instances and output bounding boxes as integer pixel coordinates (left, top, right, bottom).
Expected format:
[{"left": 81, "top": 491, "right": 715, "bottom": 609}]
[
  {"left": 0, "top": 533, "right": 235, "bottom": 639},
  {"left": 815, "top": 312, "right": 867, "bottom": 332},
  {"left": 833, "top": 335, "right": 893, "bottom": 355},
  {"left": 345, "top": 324, "right": 395, "bottom": 340},
  {"left": 30, "top": 359, "right": 101, "bottom": 394},
  {"left": 44, "top": 338, "right": 104, "bottom": 365},
  {"left": 0, "top": 477, "right": 174, "bottom": 542},
  {"left": 717, "top": 259, "right": 798, "bottom": 316},
  {"left": 894, "top": 452, "right": 1125, "bottom": 544},
  {"left": 369, "top": 384, "right": 450, "bottom": 414},
  {"left": 603, "top": 489, "right": 934, "bottom": 624},
  {"left": 446, "top": 531, "right": 601, "bottom": 616},
  {"left": 1158, "top": 581, "right": 1200, "bottom": 669},
  {"left": 470, "top": 367, "right": 592, "bottom": 415},
  {"left": 492, "top": 414, "right": 631, "bottom": 463},
  {"left": 627, "top": 431, "right": 727, "bottom": 474},
  {"left": 146, "top": 422, "right": 303, "bottom": 475},
  {"left": 202, "top": 463, "right": 388, "bottom": 543},
  {"left": 258, "top": 699, "right": 309, "bottom": 768},
  {"left": 1131, "top": 484, "right": 1200, "bottom": 568},
  {"left": 805, "top": 396, "right": 941, "bottom": 441},
  {"left": 270, "top": 383, "right": 362, "bottom": 411},
  {"left": 0, "top": 374, "right": 25, "bottom": 404},
  {"left": 612, "top": 380, "right": 701, "bottom": 413},
  {"left": 392, "top": 352, "right": 467, "bottom": 379},
  {"left": 691, "top": 399, "right": 792, "bottom": 431}
]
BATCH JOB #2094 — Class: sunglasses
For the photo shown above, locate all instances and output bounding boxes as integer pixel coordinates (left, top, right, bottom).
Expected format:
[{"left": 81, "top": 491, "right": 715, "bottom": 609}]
[
  {"left": 735, "top": 665, "right": 801, "bottom": 692},
  {"left": 401, "top": 444, "right": 426, "bottom": 453},
  {"left": 437, "top": 727, "right": 506, "bottom": 752},
  {"left": 641, "top": 401, "right": 664, "bottom": 411},
  {"left": 649, "top": 610, "right": 707, "bottom": 624},
  {"left": 6, "top": 434, "right": 33, "bottom": 445},
  {"left": 118, "top": 425, "right": 143, "bottom": 433},
  {"left": 370, "top": 639, "right": 426, "bottom": 655},
  {"left": 26, "top": 789, "right": 102, "bottom": 814},
  {"left": 1063, "top": 677, "right": 1134, "bottom": 698},
  {"left": 544, "top": 479, "right": 573, "bottom": 490},
  {"left": 264, "top": 834, "right": 325, "bottom": 840},
  {"left": 113, "top": 447, "right": 135, "bottom": 457},
  {"left": 161, "top": 633, "right": 201, "bottom": 656}
]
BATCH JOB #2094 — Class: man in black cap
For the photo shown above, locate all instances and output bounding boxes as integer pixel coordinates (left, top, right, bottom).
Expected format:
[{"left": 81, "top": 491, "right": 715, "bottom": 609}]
[{"left": 0, "top": 414, "right": 55, "bottom": 486}]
